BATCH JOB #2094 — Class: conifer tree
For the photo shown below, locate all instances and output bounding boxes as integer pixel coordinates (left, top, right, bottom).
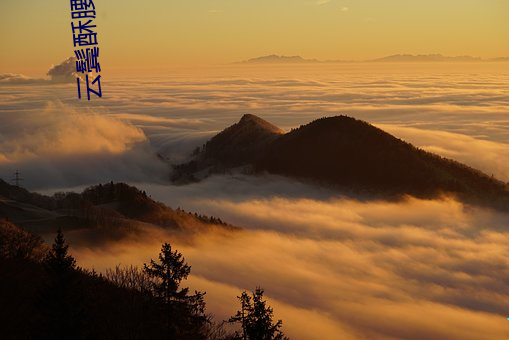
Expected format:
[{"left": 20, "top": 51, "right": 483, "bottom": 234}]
[
  {"left": 144, "top": 243, "right": 190, "bottom": 303},
  {"left": 40, "top": 228, "right": 84, "bottom": 340},
  {"left": 229, "top": 288, "right": 288, "bottom": 340},
  {"left": 45, "top": 228, "right": 76, "bottom": 274},
  {"left": 144, "top": 242, "right": 207, "bottom": 339}
]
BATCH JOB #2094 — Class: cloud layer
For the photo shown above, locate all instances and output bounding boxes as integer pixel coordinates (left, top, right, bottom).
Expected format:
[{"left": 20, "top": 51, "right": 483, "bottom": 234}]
[
  {"left": 378, "top": 124, "right": 509, "bottom": 181},
  {"left": 0, "top": 101, "right": 168, "bottom": 188},
  {"left": 3, "top": 62, "right": 508, "bottom": 338},
  {"left": 69, "top": 177, "right": 509, "bottom": 340},
  {"left": 2, "top": 63, "right": 509, "bottom": 188}
]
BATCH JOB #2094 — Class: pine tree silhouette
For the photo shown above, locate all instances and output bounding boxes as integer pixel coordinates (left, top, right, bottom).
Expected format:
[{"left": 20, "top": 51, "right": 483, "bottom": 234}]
[
  {"left": 144, "top": 242, "right": 207, "bottom": 339},
  {"left": 45, "top": 228, "right": 76, "bottom": 274},
  {"left": 229, "top": 288, "right": 288, "bottom": 340},
  {"left": 40, "top": 228, "right": 84, "bottom": 340}
]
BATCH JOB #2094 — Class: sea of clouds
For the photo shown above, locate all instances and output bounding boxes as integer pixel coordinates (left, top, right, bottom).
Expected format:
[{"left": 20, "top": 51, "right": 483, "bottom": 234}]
[
  {"left": 2, "top": 61, "right": 509, "bottom": 339},
  {"left": 2, "top": 62, "right": 509, "bottom": 187},
  {"left": 72, "top": 177, "right": 509, "bottom": 339}
]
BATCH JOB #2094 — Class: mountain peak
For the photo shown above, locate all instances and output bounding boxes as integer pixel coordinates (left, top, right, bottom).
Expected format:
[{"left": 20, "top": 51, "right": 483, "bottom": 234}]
[
  {"left": 239, "top": 113, "right": 261, "bottom": 123},
  {"left": 171, "top": 115, "right": 283, "bottom": 177},
  {"left": 237, "top": 114, "right": 283, "bottom": 134},
  {"left": 201, "top": 114, "right": 283, "bottom": 166}
]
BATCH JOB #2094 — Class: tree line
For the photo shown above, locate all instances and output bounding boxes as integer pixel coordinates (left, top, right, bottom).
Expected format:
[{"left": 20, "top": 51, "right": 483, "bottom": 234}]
[{"left": 0, "top": 223, "right": 288, "bottom": 340}]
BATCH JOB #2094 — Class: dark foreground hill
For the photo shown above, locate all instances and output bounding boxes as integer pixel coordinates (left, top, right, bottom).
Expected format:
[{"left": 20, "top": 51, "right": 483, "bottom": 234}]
[
  {"left": 173, "top": 114, "right": 509, "bottom": 210},
  {"left": 0, "top": 183, "right": 241, "bottom": 338},
  {"left": 0, "top": 220, "right": 211, "bottom": 339},
  {"left": 0, "top": 219, "right": 286, "bottom": 340},
  {"left": 0, "top": 198, "right": 283, "bottom": 340}
]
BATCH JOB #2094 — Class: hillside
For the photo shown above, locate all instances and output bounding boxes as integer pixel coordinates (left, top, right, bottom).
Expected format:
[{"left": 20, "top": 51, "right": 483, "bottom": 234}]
[
  {"left": 172, "top": 114, "right": 283, "bottom": 181},
  {"left": 0, "top": 220, "right": 211, "bottom": 339},
  {"left": 173, "top": 115, "right": 509, "bottom": 209},
  {"left": 0, "top": 180, "right": 234, "bottom": 237},
  {"left": 202, "top": 113, "right": 282, "bottom": 165}
]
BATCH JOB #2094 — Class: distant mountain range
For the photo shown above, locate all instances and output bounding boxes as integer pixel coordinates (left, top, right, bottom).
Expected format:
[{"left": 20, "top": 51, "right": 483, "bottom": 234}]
[
  {"left": 239, "top": 55, "right": 320, "bottom": 64},
  {"left": 173, "top": 114, "right": 509, "bottom": 210},
  {"left": 371, "top": 54, "right": 482, "bottom": 62},
  {"left": 238, "top": 54, "right": 509, "bottom": 64}
]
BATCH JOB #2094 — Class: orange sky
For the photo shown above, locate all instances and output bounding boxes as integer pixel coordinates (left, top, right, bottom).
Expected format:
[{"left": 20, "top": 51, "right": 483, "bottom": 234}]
[{"left": 1, "top": 0, "right": 508, "bottom": 75}]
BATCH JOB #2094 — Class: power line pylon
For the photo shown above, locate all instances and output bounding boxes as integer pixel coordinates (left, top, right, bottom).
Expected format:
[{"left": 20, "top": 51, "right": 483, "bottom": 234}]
[{"left": 11, "top": 170, "right": 23, "bottom": 187}]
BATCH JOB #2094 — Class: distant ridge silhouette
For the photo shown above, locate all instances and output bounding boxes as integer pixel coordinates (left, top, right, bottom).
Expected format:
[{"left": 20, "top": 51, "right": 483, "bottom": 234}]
[
  {"left": 237, "top": 54, "right": 508, "bottom": 64},
  {"left": 370, "top": 54, "right": 481, "bottom": 62},
  {"left": 239, "top": 54, "right": 319, "bottom": 64}
]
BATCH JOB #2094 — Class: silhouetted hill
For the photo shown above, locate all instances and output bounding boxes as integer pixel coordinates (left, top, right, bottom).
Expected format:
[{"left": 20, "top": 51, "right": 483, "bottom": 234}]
[
  {"left": 174, "top": 115, "right": 509, "bottom": 210},
  {"left": 257, "top": 116, "right": 509, "bottom": 203},
  {"left": 172, "top": 114, "right": 283, "bottom": 181},
  {"left": 0, "top": 180, "right": 235, "bottom": 237},
  {"left": 0, "top": 179, "right": 56, "bottom": 210}
]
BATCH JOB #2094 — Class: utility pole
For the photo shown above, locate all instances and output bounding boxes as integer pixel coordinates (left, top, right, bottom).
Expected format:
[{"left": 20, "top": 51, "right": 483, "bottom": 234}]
[{"left": 11, "top": 170, "right": 23, "bottom": 187}]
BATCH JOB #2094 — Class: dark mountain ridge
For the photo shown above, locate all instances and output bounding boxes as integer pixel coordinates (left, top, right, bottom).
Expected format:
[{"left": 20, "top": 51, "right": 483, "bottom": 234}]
[
  {"left": 0, "top": 180, "right": 234, "bottom": 237},
  {"left": 173, "top": 114, "right": 509, "bottom": 210}
]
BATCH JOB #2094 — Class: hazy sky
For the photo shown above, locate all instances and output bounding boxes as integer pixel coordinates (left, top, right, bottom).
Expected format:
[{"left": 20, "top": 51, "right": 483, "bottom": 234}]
[{"left": 1, "top": 0, "right": 508, "bottom": 74}]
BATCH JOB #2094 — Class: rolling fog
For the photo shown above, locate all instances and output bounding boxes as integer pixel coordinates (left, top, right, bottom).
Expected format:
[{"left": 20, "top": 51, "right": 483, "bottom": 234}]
[
  {"left": 72, "top": 189, "right": 509, "bottom": 339},
  {"left": 1, "top": 62, "right": 509, "bottom": 339}
]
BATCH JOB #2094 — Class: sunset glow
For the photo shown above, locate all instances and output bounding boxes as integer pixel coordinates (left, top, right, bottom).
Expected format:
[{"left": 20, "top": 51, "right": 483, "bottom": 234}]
[{"left": 1, "top": 1, "right": 509, "bottom": 339}]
